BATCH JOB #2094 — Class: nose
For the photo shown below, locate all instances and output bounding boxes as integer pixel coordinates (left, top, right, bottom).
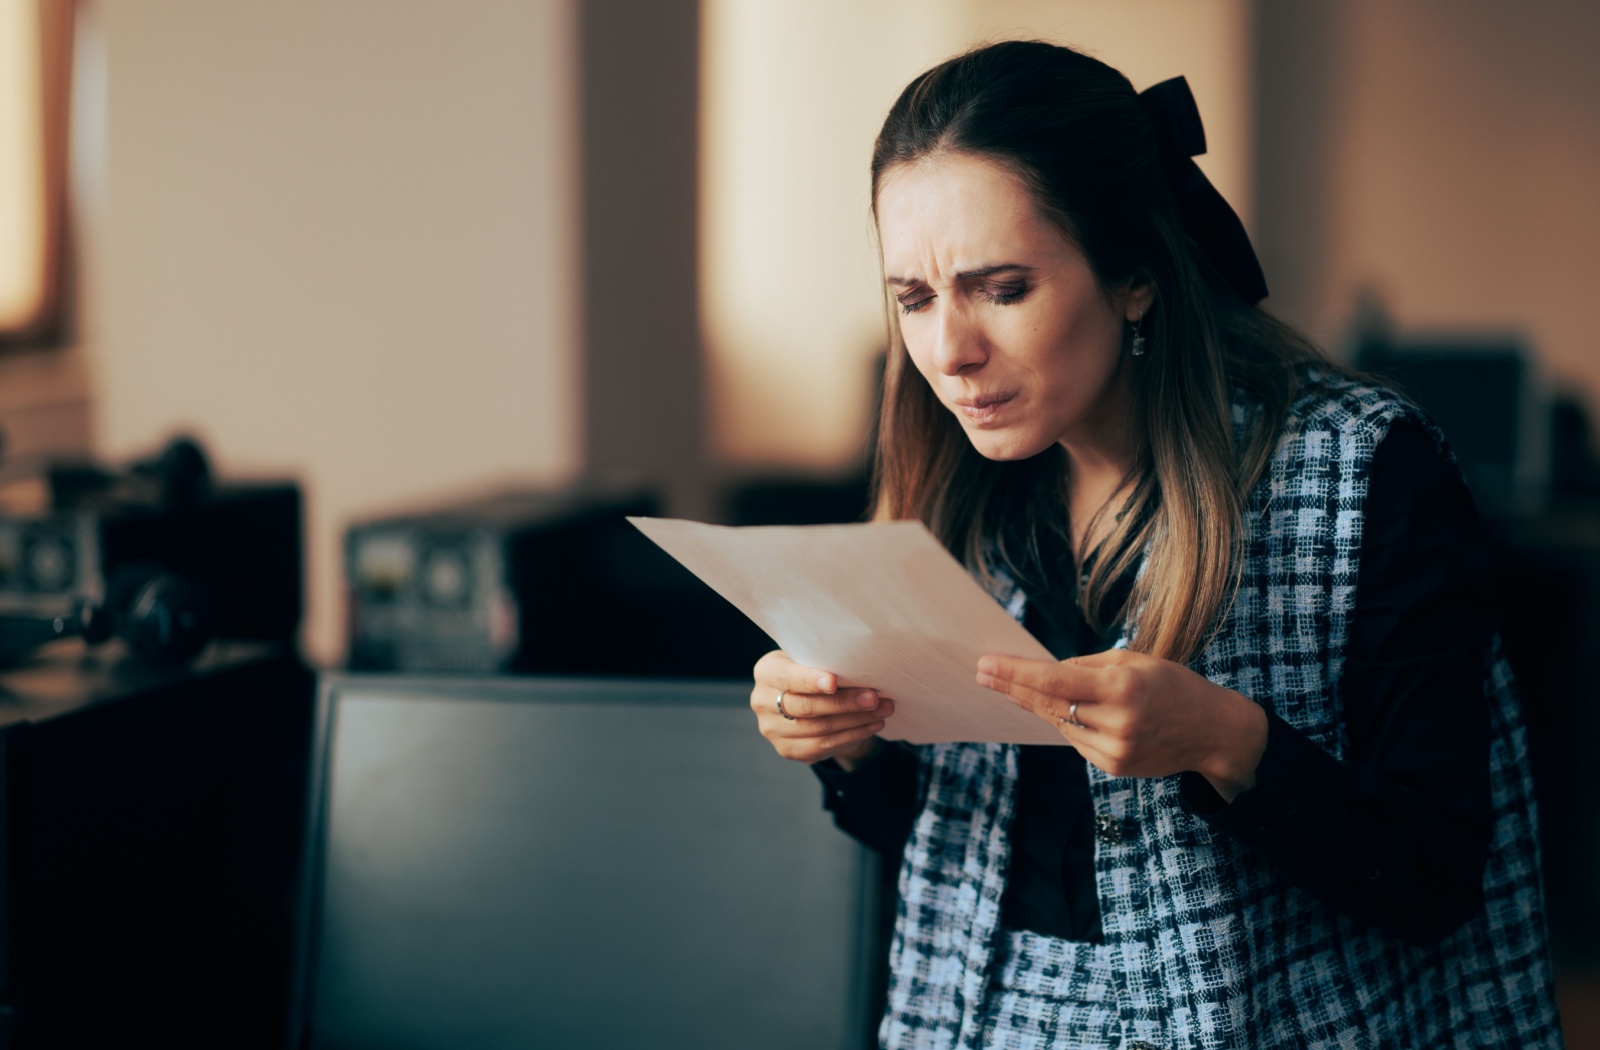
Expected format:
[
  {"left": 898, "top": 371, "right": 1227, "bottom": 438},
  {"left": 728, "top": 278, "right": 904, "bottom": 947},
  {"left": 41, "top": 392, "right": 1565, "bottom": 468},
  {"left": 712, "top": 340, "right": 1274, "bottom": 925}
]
[{"left": 930, "top": 303, "right": 987, "bottom": 375}]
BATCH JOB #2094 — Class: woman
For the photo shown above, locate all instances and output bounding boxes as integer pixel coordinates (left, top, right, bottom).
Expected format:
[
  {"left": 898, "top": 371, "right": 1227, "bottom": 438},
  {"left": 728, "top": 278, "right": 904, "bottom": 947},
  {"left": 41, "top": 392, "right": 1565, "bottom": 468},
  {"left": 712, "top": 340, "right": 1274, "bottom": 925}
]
[{"left": 749, "top": 40, "right": 1561, "bottom": 1049}]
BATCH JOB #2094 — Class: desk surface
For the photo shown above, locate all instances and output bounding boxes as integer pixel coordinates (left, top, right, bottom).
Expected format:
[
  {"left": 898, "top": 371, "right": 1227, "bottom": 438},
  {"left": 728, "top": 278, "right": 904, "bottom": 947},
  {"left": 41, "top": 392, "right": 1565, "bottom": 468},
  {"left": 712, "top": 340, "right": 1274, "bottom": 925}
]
[{"left": 0, "top": 639, "right": 280, "bottom": 730}]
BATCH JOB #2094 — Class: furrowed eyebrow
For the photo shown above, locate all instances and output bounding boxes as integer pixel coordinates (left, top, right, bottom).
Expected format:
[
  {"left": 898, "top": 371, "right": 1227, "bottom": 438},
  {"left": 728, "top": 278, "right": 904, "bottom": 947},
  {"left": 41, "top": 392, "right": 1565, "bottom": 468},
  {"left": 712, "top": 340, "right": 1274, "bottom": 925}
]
[
  {"left": 957, "top": 264, "right": 1034, "bottom": 279},
  {"left": 885, "top": 263, "right": 1035, "bottom": 287}
]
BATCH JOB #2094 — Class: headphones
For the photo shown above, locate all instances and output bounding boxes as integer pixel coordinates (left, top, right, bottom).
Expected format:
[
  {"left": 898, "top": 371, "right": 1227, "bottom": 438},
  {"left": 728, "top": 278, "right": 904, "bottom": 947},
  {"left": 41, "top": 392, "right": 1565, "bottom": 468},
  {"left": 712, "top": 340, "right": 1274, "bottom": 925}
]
[
  {"left": 0, "top": 563, "right": 213, "bottom": 668},
  {"left": 0, "top": 435, "right": 220, "bottom": 669}
]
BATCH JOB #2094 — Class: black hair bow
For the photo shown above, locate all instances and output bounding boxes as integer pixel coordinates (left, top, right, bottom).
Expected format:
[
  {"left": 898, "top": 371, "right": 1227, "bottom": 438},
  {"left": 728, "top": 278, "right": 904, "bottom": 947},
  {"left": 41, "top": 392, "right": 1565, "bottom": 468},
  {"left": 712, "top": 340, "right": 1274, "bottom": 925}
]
[{"left": 1139, "top": 76, "right": 1268, "bottom": 306}]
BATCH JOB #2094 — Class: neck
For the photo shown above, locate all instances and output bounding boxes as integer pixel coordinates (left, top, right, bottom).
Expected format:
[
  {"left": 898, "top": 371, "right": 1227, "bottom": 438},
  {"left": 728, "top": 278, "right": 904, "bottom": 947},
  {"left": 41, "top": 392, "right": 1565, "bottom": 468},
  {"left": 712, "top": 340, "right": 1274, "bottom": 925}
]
[
  {"left": 1059, "top": 362, "right": 1142, "bottom": 557},
  {"left": 1058, "top": 361, "right": 1141, "bottom": 487}
]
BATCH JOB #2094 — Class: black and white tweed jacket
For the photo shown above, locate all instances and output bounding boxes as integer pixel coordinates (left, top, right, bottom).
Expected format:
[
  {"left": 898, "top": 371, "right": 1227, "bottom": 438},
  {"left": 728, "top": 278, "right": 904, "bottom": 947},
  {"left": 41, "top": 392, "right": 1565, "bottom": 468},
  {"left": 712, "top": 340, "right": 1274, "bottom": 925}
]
[{"left": 881, "top": 372, "right": 1563, "bottom": 1048}]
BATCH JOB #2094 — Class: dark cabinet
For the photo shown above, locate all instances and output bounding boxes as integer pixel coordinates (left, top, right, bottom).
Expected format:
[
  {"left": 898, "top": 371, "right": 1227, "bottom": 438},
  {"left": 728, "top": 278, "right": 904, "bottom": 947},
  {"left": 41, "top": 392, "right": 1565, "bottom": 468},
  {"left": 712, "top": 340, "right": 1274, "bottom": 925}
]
[{"left": 0, "top": 643, "right": 314, "bottom": 1049}]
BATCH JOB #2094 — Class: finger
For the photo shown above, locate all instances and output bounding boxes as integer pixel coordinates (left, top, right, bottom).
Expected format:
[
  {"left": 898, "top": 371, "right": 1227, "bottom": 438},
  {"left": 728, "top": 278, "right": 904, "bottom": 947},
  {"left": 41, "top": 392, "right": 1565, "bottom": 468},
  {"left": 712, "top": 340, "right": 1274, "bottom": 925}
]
[
  {"left": 1060, "top": 721, "right": 1145, "bottom": 779},
  {"left": 1063, "top": 648, "right": 1131, "bottom": 668},
  {"left": 767, "top": 704, "right": 894, "bottom": 739},
  {"left": 777, "top": 688, "right": 886, "bottom": 719},
  {"left": 772, "top": 718, "right": 885, "bottom": 763},
  {"left": 1029, "top": 692, "right": 1130, "bottom": 741},
  {"left": 978, "top": 656, "right": 1121, "bottom": 717},
  {"left": 1069, "top": 698, "right": 1133, "bottom": 736},
  {"left": 804, "top": 720, "right": 887, "bottom": 763},
  {"left": 755, "top": 651, "right": 839, "bottom": 695},
  {"left": 750, "top": 686, "right": 880, "bottom": 718},
  {"left": 977, "top": 653, "right": 1105, "bottom": 696},
  {"left": 1059, "top": 727, "right": 1121, "bottom": 775},
  {"left": 1047, "top": 698, "right": 1098, "bottom": 733},
  {"left": 974, "top": 667, "right": 1071, "bottom": 719}
]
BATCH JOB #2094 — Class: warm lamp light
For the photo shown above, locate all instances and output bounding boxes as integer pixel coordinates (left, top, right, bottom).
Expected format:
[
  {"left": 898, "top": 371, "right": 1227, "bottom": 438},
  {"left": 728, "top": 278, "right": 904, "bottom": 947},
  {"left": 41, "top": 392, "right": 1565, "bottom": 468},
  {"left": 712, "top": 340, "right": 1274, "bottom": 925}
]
[
  {"left": 0, "top": 0, "right": 70, "bottom": 338},
  {"left": 0, "top": 0, "right": 47, "bottom": 330}
]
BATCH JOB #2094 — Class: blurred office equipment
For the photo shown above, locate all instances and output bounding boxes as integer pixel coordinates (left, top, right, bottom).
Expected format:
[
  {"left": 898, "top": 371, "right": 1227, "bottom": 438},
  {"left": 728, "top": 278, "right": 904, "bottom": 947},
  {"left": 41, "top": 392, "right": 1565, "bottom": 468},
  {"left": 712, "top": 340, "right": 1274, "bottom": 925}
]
[
  {"left": 1491, "top": 505, "right": 1600, "bottom": 967},
  {"left": 0, "top": 642, "right": 315, "bottom": 1048},
  {"left": 292, "top": 675, "right": 879, "bottom": 1050},
  {"left": 723, "top": 472, "right": 871, "bottom": 528},
  {"left": 1355, "top": 320, "right": 1600, "bottom": 965},
  {"left": 344, "top": 485, "right": 774, "bottom": 677},
  {"left": 0, "top": 435, "right": 302, "bottom": 666},
  {"left": 1550, "top": 394, "right": 1600, "bottom": 504},
  {"left": 0, "top": 561, "right": 211, "bottom": 666},
  {"left": 1355, "top": 332, "right": 1548, "bottom": 514}
]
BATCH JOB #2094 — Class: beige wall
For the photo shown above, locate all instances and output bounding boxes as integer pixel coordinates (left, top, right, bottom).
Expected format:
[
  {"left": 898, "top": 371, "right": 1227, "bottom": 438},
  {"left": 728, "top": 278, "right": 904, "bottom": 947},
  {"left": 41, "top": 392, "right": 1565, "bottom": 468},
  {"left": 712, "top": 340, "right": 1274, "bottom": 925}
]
[
  {"left": 703, "top": 0, "right": 1600, "bottom": 469},
  {"left": 700, "top": 0, "right": 1251, "bottom": 470},
  {"left": 12, "top": 0, "right": 1595, "bottom": 665},
  {"left": 88, "top": 0, "right": 581, "bottom": 662},
  {"left": 699, "top": 0, "right": 964, "bottom": 471},
  {"left": 0, "top": 0, "right": 92, "bottom": 466},
  {"left": 967, "top": 0, "right": 1252, "bottom": 224},
  {"left": 1310, "top": 0, "right": 1600, "bottom": 413}
]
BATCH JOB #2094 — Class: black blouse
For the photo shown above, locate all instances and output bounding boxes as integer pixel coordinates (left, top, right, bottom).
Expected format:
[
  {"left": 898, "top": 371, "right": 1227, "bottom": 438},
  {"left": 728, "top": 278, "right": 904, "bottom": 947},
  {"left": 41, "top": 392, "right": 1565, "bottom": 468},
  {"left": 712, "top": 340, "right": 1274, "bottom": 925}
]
[{"left": 812, "top": 421, "right": 1495, "bottom": 947}]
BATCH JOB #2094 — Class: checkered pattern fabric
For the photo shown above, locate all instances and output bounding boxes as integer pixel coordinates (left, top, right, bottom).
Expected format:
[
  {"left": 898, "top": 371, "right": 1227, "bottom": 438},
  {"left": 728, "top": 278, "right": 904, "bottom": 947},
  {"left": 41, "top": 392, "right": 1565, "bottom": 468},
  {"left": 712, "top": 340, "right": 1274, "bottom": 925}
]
[
  {"left": 979, "top": 928, "right": 1129, "bottom": 1048},
  {"left": 880, "top": 372, "right": 1563, "bottom": 1049}
]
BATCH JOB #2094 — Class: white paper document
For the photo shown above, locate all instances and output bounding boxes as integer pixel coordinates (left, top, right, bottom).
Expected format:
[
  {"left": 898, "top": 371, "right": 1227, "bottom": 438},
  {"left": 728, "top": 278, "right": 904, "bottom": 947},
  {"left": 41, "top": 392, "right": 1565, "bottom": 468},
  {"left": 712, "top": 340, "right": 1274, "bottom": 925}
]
[{"left": 629, "top": 517, "right": 1069, "bottom": 745}]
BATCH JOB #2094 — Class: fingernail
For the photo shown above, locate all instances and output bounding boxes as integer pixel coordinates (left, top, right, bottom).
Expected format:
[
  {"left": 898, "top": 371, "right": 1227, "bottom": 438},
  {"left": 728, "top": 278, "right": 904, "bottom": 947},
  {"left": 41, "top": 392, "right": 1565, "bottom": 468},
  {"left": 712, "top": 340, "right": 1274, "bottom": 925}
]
[
  {"left": 816, "top": 675, "right": 833, "bottom": 692},
  {"left": 976, "top": 672, "right": 994, "bottom": 689},
  {"left": 977, "top": 657, "right": 997, "bottom": 675},
  {"left": 857, "top": 691, "right": 878, "bottom": 708}
]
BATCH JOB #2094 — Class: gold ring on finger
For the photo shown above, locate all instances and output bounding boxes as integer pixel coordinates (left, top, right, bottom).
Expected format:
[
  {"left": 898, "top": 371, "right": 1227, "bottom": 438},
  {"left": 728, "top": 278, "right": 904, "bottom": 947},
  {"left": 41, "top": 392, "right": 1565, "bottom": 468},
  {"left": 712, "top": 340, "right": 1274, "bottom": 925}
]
[
  {"left": 776, "top": 690, "right": 795, "bottom": 720},
  {"left": 1067, "top": 701, "right": 1084, "bottom": 728}
]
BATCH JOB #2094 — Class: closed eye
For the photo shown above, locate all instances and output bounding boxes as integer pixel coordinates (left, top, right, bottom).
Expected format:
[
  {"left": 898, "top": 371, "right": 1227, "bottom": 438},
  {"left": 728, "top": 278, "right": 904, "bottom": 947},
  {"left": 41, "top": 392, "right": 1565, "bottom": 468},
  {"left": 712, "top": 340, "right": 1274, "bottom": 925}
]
[
  {"left": 897, "top": 291, "right": 934, "bottom": 315},
  {"left": 980, "top": 281, "right": 1029, "bottom": 306}
]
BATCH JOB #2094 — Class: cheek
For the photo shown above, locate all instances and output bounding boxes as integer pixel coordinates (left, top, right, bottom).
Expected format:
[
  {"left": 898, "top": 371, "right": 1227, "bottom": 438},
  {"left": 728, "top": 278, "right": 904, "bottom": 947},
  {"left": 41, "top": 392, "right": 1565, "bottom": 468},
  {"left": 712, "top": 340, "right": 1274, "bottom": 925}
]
[
  {"left": 1039, "top": 302, "right": 1121, "bottom": 378},
  {"left": 898, "top": 324, "right": 939, "bottom": 383}
]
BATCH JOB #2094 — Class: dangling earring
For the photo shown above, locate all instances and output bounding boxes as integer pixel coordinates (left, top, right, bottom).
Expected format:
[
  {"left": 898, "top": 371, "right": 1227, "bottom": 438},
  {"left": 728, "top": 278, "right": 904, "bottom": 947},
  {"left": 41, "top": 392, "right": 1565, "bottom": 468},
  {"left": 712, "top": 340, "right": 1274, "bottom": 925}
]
[{"left": 1130, "top": 308, "right": 1147, "bottom": 357}]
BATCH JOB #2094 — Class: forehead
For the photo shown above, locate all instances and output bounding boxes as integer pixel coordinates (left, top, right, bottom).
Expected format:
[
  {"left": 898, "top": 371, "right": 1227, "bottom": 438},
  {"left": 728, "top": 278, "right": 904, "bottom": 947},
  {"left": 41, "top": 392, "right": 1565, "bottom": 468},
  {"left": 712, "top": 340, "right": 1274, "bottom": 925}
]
[{"left": 875, "top": 153, "right": 1068, "bottom": 274}]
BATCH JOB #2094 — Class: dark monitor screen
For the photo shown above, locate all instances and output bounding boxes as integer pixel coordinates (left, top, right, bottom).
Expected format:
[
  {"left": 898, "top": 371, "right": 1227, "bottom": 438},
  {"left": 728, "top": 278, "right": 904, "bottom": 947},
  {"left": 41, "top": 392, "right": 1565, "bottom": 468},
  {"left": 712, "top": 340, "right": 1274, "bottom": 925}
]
[{"left": 293, "top": 676, "right": 876, "bottom": 1050}]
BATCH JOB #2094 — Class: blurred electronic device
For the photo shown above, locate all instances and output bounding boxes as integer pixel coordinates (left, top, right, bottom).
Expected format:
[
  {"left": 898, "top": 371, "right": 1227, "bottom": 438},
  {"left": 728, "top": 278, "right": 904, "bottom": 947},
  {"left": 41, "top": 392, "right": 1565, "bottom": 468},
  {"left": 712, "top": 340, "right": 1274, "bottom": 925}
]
[
  {"left": 292, "top": 675, "right": 880, "bottom": 1050},
  {"left": 1355, "top": 333, "right": 1550, "bottom": 513},
  {"left": 0, "top": 436, "right": 302, "bottom": 665},
  {"left": 0, "top": 563, "right": 211, "bottom": 666},
  {"left": 723, "top": 472, "right": 871, "bottom": 527},
  {"left": 344, "top": 484, "right": 774, "bottom": 677},
  {"left": 1487, "top": 507, "right": 1600, "bottom": 967}
]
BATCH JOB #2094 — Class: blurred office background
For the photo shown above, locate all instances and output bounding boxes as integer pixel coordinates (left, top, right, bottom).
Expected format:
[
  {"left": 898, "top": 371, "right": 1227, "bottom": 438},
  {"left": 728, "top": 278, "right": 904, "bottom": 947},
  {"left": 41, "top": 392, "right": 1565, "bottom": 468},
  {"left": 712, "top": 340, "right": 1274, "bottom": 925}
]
[
  {"left": 4, "top": 0, "right": 1596, "bottom": 660},
  {"left": 2, "top": 0, "right": 1599, "bottom": 1041}
]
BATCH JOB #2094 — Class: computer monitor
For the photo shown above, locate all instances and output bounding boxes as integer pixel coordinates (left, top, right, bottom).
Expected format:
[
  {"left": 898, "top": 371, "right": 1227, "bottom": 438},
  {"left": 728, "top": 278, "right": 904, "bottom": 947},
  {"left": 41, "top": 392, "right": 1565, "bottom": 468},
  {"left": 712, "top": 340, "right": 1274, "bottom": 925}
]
[
  {"left": 292, "top": 676, "right": 878, "bottom": 1050},
  {"left": 1355, "top": 335, "right": 1548, "bottom": 512}
]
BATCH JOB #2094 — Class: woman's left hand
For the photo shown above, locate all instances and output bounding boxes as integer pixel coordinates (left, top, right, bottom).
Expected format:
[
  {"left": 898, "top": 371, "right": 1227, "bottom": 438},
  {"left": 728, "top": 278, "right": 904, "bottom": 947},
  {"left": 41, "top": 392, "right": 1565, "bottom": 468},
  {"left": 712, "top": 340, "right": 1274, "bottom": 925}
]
[{"left": 976, "top": 649, "right": 1268, "bottom": 802}]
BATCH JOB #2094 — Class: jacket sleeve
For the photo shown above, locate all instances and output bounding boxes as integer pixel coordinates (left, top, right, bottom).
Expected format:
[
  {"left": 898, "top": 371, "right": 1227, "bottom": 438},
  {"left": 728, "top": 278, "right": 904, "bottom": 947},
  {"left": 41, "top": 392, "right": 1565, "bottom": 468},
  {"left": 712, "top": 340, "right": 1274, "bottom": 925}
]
[
  {"left": 1178, "top": 420, "right": 1494, "bottom": 946},
  {"left": 811, "top": 741, "right": 922, "bottom": 857}
]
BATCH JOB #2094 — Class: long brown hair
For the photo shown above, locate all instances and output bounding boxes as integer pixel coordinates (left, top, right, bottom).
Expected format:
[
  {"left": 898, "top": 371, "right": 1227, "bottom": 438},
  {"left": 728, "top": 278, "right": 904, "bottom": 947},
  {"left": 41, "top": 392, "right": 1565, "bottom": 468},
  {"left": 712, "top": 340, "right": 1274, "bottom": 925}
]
[{"left": 869, "top": 41, "right": 1335, "bottom": 664}]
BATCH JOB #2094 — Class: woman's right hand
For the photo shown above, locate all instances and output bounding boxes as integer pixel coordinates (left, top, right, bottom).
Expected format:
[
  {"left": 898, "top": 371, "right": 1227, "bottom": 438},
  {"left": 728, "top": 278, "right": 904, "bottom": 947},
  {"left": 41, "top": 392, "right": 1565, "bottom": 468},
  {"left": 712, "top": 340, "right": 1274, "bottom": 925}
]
[{"left": 751, "top": 650, "right": 895, "bottom": 768}]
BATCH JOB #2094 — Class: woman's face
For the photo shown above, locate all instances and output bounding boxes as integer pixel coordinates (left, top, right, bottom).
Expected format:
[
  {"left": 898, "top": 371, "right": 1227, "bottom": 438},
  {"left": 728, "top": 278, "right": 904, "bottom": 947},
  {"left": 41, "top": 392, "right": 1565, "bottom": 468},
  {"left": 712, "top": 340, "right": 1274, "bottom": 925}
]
[{"left": 876, "top": 152, "right": 1149, "bottom": 462}]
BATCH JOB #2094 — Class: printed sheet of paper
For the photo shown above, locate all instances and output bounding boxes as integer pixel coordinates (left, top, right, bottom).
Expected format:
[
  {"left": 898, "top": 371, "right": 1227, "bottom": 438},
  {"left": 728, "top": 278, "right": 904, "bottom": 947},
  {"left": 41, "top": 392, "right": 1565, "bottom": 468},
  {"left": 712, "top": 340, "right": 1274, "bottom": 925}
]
[{"left": 630, "top": 517, "right": 1068, "bottom": 746}]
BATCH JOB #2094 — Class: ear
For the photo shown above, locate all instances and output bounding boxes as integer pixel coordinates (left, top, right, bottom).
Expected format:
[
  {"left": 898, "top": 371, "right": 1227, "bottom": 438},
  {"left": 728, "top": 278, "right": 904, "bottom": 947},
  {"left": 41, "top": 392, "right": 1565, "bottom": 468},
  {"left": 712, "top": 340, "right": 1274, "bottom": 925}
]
[{"left": 1120, "top": 276, "right": 1156, "bottom": 322}]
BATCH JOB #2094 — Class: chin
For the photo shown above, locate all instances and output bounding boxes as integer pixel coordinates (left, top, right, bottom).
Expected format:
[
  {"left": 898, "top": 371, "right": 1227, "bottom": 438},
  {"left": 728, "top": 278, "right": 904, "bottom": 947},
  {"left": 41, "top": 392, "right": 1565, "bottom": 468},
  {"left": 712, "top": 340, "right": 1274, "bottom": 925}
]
[{"left": 963, "top": 427, "right": 1052, "bottom": 462}]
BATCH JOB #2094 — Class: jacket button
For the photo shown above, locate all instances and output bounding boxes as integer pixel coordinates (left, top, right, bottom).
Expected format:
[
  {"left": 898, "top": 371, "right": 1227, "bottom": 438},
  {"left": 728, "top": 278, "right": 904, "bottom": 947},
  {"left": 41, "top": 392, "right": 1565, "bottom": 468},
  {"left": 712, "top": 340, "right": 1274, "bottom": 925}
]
[{"left": 1094, "top": 813, "right": 1131, "bottom": 845}]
